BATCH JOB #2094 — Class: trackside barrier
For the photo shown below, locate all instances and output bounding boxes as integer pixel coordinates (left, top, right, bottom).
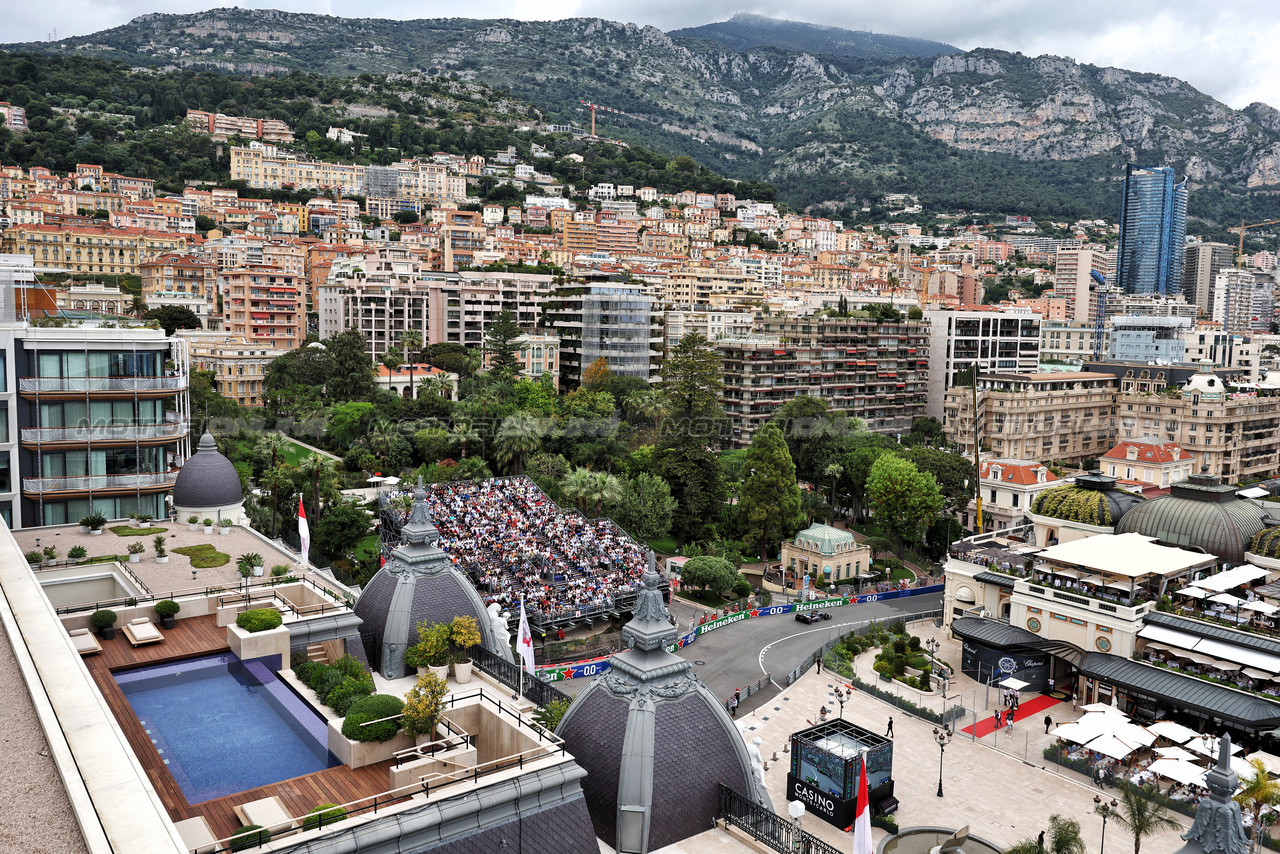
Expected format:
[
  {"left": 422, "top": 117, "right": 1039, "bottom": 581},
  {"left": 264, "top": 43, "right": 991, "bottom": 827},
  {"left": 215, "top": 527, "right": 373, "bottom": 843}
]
[{"left": 538, "top": 584, "right": 944, "bottom": 681}]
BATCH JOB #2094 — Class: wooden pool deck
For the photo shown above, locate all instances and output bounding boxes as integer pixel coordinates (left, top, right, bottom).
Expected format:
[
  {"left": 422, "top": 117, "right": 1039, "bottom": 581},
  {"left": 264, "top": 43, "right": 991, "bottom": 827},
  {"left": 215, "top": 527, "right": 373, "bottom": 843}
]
[{"left": 81, "top": 615, "right": 403, "bottom": 843}]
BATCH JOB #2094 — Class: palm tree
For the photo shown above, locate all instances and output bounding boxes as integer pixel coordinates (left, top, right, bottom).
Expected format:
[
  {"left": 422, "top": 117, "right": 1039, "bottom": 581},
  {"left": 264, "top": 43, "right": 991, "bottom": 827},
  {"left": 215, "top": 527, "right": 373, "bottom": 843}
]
[
  {"left": 1236, "top": 757, "right": 1280, "bottom": 851},
  {"left": 1001, "top": 840, "right": 1042, "bottom": 854},
  {"left": 1103, "top": 785, "right": 1181, "bottom": 854},
  {"left": 559, "top": 467, "right": 595, "bottom": 514},
  {"left": 800, "top": 490, "right": 830, "bottom": 524},
  {"left": 495, "top": 413, "right": 545, "bottom": 475},
  {"left": 824, "top": 462, "right": 844, "bottom": 515},
  {"left": 1044, "top": 814, "right": 1085, "bottom": 854},
  {"left": 585, "top": 470, "right": 623, "bottom": 518},
  {"left": 368, "top": 419, "right": 397, "bottom": 459},
  {"left": 382, "top": 350, "right": 404, "bottom": 372},
  {"left": 128, "top": 295, "right": 148, "bottom": 317},
  {"left": 420, "top": 373, "right": 454, "bottom": 400},
  {"left": 297, "top": 452, "right": 338, "bottom": 536},
  {"left": 624, "top": 387, "right": 666, "bottom": 430},
  {"left": 255, "top": 432, "right": 291, "bottom": 538},
  {"left": 450, "top": 420, "right": 480, "bottom": 459},
  {"left": 399, "top": 329, "right": 423, "bottom": 364}
]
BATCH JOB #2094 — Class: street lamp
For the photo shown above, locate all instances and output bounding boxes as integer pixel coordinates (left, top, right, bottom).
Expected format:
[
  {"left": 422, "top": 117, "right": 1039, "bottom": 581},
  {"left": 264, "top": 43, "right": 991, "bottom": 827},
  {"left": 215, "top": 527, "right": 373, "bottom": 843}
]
[
  {"left": 833, "top": 685, "right": 849, "bottom": 719},
  {"left": 787, "top": 800, "right": 805, "bottom": 851},
  {"left": 1094, "top": 795, "right": 1118, "bottom": 854},
  {"left": 933, "top": 726, "right": 952, "bottom": 797}
]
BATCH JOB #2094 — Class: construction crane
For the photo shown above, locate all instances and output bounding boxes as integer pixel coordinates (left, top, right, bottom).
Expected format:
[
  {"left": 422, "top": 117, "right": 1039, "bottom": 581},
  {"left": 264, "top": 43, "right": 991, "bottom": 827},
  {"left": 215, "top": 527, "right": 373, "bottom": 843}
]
[
  {"left": 578, "top": 100, "right": 627, "bottom": 136},
  {"left": 1228, "top": 218, "right": 1280, "bottom": 266}
]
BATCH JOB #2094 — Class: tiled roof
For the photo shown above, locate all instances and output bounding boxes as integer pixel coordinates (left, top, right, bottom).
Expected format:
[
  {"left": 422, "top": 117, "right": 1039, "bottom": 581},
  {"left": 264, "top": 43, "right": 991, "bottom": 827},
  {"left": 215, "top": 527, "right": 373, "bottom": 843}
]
[
  {"left": 980, "top": 459, "right": 1058, "bottom": 486},
  {"left": 1103, "top": 436, "right": 1188, "bottom": 464}
]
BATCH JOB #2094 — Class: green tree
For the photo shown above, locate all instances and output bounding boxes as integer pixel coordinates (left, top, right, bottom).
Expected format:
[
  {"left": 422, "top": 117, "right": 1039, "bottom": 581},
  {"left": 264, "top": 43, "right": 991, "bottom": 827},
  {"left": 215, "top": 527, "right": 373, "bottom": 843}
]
[
  {"left": 866, "top": 455, "right": 943, "bottom": 558},
  {"left": 902, "top": 446, "right": 974, "bottom": 514},
  {"left": 843, "top": 446, "right": 891, "bottom": 522},
  {"left": 127, "top": 295, "right": 149, "bottom": 317},
  {"left": 656, "top": 333, "right": 726, "bottom": 544},
  {"left": 610, "top": 473, "right": 676, "bottom": 542},
  {"left": 737, "top": 422, "right": 803, "bottom": 560},
  {"left": 399, "top": 329, "right": 423, "bottom": 364},
  {"left": 863, "top": 536, "right": 896, "bottom": 560},
  {"left": 1044, "top": 814, "right": 1086, "bottom": 854},
  {"left": 329, "top": 402, "right": 376, "bottom": 448},
  {"left": 326, "top": 328, "right": 375, "bottom": 402},
  {"left": 255, "top": 432, "right": 291, "bottom": 538},
  {"left": 297, "top": 452, "right": 340, "bottom": 543},
  {"left": 1235, "top": 758, "right": 1280, "bottom": 849},
  {"left": 144, "top": 305, "right": 201, "bottom": 335},
  {"left": 314, "top": 501, "right": 371, "bottom": 561},
  {"left": 483, "top": 309, "right": 524, "bottom": 380},
  {"left": 680, "top": 554, "right": 737, "bottom": 597},
  {"left": 494, "top": 413, "right": 545, "bottom": 475},
  {"left": 1099, "top": 786, "right": 1180, "bottom": 854},
  {"left": 582, "top": 356, "right": 611, "bottom": 392}
]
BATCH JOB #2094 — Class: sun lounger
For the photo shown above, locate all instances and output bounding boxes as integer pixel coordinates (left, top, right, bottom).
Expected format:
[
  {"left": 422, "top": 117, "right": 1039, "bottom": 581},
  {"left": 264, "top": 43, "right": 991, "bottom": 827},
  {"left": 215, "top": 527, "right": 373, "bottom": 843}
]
[
  {"left": 233, "top": 795, "right": 299, "bottom": 832},
  {"left": 122, "top": 617, "right": 164, "bottom": 647},
  {"left": 68, "top": 628, "right": 102, "bottom": 656},
  {"left": 174, "top": 815, "right": 217, "bottom": 854}
]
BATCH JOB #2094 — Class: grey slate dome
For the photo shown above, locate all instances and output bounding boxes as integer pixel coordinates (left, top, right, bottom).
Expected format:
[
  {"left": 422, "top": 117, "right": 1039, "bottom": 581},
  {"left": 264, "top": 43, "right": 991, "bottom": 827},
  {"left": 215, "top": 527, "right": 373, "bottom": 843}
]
[
  {"left": 173, "top": 432, "right": 243, "bottom": 507},
  {"left": 354, "top": 479, "right": 512, "bottom": 678},
  {"left": 556, "top": 557, "right": 767, "bottom": 853},
  {"left": 1116, "top": 469, "right": 1271, "bottom": 565}
]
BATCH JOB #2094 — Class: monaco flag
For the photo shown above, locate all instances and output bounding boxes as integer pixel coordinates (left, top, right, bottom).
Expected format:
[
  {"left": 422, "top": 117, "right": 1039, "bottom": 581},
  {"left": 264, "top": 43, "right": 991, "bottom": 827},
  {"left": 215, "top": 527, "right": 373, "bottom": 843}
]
[
  {"left": 298, "top": 497, "right": 310, "bottom": 561},
  {"left": 517, "top": 598, "right": 536, "bottom": 675},
  {"left": 853, "top": 753, "right": 873, "bottom": 854}
]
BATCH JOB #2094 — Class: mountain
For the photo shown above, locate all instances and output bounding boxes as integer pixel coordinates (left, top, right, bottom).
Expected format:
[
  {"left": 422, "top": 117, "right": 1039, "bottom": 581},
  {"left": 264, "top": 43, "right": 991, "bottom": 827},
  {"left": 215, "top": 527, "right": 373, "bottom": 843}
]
[
  {"left": 670, "top": 13, "right": 958, "bottom": 59},
  {"left": 10, "top": 9, "right": 1280, "bottom": 234}
]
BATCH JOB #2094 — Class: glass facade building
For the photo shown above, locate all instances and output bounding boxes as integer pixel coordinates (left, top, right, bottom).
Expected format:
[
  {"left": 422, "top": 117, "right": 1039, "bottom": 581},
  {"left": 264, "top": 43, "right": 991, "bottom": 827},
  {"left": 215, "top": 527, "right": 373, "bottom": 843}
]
[{"left": 1116, "top": 164, "right": 1188, "bottom": 295}]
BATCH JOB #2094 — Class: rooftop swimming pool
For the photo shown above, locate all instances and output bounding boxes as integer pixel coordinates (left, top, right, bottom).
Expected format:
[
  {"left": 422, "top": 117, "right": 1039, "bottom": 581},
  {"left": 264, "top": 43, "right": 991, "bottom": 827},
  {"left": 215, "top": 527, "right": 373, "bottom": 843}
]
[{"left": 115, "top": 654, "right": 339, "bottom": 804}]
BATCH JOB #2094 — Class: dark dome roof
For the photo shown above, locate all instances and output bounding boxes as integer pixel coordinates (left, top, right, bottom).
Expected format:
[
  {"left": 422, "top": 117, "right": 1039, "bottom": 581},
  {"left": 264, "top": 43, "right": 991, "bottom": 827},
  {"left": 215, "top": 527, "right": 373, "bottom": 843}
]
[
  {"left": 173, "top": 432, "right": 243, "bottom": 507},
  {"left": 1115, "top": 472, "right": 1272, "bottom": 565},
  {"left": 555, "top": 565, "right": 765, "bottom": 851},
  {"left": 353, "top": 481, "right": 507, "bottom": 678},
  {"left": 1031, "top": 473, "right": 1145, "bottom": 527}
]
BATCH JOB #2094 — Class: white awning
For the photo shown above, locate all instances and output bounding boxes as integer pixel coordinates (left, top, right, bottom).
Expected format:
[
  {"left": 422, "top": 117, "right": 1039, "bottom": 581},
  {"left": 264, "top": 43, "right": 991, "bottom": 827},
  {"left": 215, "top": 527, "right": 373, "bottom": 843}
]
[
  {"left": 1194, "top": 637, "right": 1280, "bottom": 672},
  {"left": 1191, "top": 565, "right": 1271, "bottom": 592},
  {"left": 1238, "top": 487, "right": 1271, "bottom": 499},
  {"left": 999, "top": 676, "right": 1029, "bottom": 690},
  {"left": 1243, "top": 667, "right": 1274, "bottom": 680},
  {"left": 1176, "top": 588, "right": 1209, "bottom": 599},
  {"left": 1210, "top": 593, "right": 1246, "bottom": 607},
  {"left": 1154, "top": 745, "right": 1199, "bottom": 761},
  {"left": 1248, "top": 751, "right": 1280, "bottom": 775},
  {"left": 1149, "top": 721, "right": 1200, "bottom": 744},
  {"left": 1242, "top": 601, "right": 1280, "bottom": 615},
  {"left": 1148, "top": 758, "right": 1208, "bottom": 786},
  {"left": 1087, "top": 733, "right": 1139, "bottom": 760},
  {"left": 1036, "top": 533, "right": 1215, "bottom": 578}
]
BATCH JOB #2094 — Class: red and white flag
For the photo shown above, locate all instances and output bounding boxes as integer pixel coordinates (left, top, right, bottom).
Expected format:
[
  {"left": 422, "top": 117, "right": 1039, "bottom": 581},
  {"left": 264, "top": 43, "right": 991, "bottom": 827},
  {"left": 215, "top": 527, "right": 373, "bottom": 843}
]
[
  {"left": 298, "top": 497, "right": 310, "bottom": 561},
  {"left": 517, "top": 598, "right": 536, "bottom": 675},
  {"left": 853, "top": 752, "right": 873, "bottom": 854}
]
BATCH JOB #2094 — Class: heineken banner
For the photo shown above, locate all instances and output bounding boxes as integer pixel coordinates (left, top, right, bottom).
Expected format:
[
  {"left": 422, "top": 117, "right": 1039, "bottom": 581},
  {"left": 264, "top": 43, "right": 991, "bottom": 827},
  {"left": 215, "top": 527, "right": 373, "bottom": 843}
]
[{"left": 538, "top": 584, "right": 943, "bottom": 681}]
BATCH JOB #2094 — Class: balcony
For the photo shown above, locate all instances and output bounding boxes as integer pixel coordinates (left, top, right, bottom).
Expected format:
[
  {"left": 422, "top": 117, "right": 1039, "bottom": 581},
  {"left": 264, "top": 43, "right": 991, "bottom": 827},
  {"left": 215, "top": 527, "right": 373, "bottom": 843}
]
[
  {"left": 20, "top": 422, "right": 188, "bottom": 447},
  {"left": 22, "top": 470, "right": 179, "bottom": 495},
  {"left": 18, "top": 376, "right": 188, "bottom": 398}
]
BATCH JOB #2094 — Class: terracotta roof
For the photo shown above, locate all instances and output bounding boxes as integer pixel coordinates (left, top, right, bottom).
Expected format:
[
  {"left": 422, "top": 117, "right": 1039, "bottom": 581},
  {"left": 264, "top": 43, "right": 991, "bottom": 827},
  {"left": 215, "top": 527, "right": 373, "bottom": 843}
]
[
  {"left": 1102, "top": 437, "right": 1189, "bottom": 465},
  {"left": 979, "top": 459, "right": 1058, "bottom": 486}
]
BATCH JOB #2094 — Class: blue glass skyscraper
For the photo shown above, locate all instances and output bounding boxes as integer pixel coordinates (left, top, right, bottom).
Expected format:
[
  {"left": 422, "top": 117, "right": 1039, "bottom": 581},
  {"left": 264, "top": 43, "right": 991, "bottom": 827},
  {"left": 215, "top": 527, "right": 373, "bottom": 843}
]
[{"left": 1115, "top": 164, "right": 1188, "bottom": 295}]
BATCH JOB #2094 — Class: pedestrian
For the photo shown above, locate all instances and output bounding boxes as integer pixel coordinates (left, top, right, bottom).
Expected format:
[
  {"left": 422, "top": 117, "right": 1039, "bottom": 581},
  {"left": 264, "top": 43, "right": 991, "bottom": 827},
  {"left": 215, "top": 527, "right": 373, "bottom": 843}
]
[
  {"left": 1047, "top": 677, "right": 1055, "bottom": 695},
  {"left": 1044, "top": 714, "right": 1053, "bottom": 734},
  {"left": 1037, "top": 831, "right": 1045, "bottom": 852},
  {"left": 1094, "top": 764, "right": 1106, "bottom": 789},
  {"left": 817, "top": 656, "right": 823, "bottom": 674},
  {"left": 1006, "top": 708, "right": 1015, "bottom": 735},
  {"left": 729, "top": 696, "right": 738, "bottom": 718},
  {"left": 885, "top": 717, "right": 894, "bottom": 737},
  {"left": 819, "top": 705, "right": 829, "bottom": 722},
  {"left": 993, "top": 710, "right": 1002, "bottom": 731}
]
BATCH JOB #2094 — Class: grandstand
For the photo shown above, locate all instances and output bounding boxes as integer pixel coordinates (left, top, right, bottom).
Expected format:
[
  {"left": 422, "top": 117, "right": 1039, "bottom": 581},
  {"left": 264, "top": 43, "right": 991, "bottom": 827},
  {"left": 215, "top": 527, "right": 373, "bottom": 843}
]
[{"left": 378, "top": 476, "right": 668, "bottom": 636}]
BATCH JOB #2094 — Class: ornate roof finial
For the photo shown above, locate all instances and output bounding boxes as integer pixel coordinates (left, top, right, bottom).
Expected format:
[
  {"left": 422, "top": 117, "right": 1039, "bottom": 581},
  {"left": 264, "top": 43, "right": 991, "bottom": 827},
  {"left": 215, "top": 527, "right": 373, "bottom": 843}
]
[
  {"left": 624, "top": 559, "right": 677, "bottom": 651},
  {"left": 1177, "top": 732, "right": 1249, "bottom": 854}
]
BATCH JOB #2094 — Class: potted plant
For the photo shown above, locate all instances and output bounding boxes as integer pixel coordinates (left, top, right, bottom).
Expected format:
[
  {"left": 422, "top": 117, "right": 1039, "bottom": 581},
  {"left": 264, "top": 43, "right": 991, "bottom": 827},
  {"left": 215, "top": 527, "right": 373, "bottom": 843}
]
[
  {"left": 138, "top": 513, "right": 155, "bottom": 528},
  {"left": 78, "top": 515, "right": 92, "bottom": 534},
  {"left": 91, "top": 609, "right": 117, "bottom": 640},
  {"left": 449, "top": 615, "right": 482, "bottom": 684},
  {"left": 154, "top": 599, "right": 180, "bottom": 630},
  {"left": 219, "top": 518, "right": 233, "bottom": 535},
  {"left": 86, "top": 511, "right": 107, "bottom": 535},
  {"left": 401, "top": 671, "right": 449, "bottom": 744},
  {"left": 127, "top": 541, "right": 145, "bottom": 563},
  {"left": 68, "top": 546, "right": 87, "bottom": 564},
  {"left": 203, "top": 518, "right": 214, "bottom": 534},
  {"left": 154, "top": 535, "right": 168, "bottom": 564},
  {"left": 42, "top": 545, "right": 58, "bottom": 566},
  {"left": 24, "top": 550, "right": 41, "bottom": 567},
  {"left": 406, "top": 621, "right": 451, "bottom": 681},
  {"left": 237, "top": 552, "right": 265, "bottom": 578},
  {"left": 187, "top": 515, "right": 200, "bottom": 532},
  {"left": 128, "top": 512, "right": 141, "bottom": 528}
]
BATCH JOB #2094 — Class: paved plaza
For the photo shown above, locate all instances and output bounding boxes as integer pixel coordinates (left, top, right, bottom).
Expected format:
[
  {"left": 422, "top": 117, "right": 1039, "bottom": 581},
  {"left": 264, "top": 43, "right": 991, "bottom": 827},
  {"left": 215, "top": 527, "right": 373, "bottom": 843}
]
[{"left": 737, "top": 618, "right": 1195, "bottom": 852}]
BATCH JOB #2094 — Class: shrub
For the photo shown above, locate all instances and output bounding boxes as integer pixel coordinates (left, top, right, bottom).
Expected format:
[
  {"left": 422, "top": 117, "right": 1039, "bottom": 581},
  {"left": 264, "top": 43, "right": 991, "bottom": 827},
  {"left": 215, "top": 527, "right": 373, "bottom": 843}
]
[
  {"left": 229, "top": 825, "right": 271, "bottom": 852},
  {"left": 327, "top": 675, "right": 375, "bottom": 716},
  {"left": 449, "top": 615, "right": 482, "bottom": 661},
  {"left": 271, "top": 564, "right": 290, "bottom": 577},
  {"left": 202, "top": 518, "right": 213, "bottom": 526},
  {"left": 187, "top": 515, "right": 199, "bottom": 524},
  {"left": 406, "top": 622, "right": 452, "bottom": 668},
  {"left": 312, "top": 668, "right": 346, "bottom": 704},
  {"left": 401, "top": 672, "right": 449, "bottom": 738},
  {"left": 293, "top": 659, "right": 323, "bottom": 685},
  {"left": 891, "top": 638, "right": 907, "bottom": 655},
  {"left": 154, "top": 599, "right": 180, "bottom": 618},
  {"left": 68, "top": 546, "right": 88, "bottom": 560},
  {"left": 79, "top": 516, "right": 92, "bottom": 528},
  {"left": 907, "top": 655, "right": 929, "bottom": 670},
  {"left": 43, "top": 546, "right": 58, "bottom": 561},
  {"left": 332, "top": 655, "right": 368, "bottom": 680},
  {"left": 127, "top": 542, "right": 145, "bottom": 555},
  {"left": 85, "top": 511, "right": 107, "bottom": 529},
  {"left": 236, "top": 608, "right": 282, "bottom": 633},
  {"left": 220, "top": 518, "right": 233, "bottom": 528},
  {"left": 342, "top": 694, "right": 404, "bottom": 742},
  {"left": 532, "top": 698, "right": 570, "bottom": 732},
  {"left": 302, "top": 804, "right": 346, "bottom": 831},
  {"left": 24, "top": 550, "right": 41, "bottom": 565},
  {"left": 908, "top": 635, "right": 922, "bottom": 651},
  {"left": 90, "top": 609, "right": 117, "bottom": 630},
  {"left": 920, "top": 666, "right": 932, "bottom": 692}
]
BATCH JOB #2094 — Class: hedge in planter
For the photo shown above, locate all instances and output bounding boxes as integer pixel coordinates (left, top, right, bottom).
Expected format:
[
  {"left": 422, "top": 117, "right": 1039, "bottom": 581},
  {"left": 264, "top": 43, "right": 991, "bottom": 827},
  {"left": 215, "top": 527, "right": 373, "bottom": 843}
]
[
  {"left": 303, "top": 804, "right": 347, "bottom": 831},
  {"left": 236, "top": 608, "right": 283, "bottom": 633},
  {"left": 229, "top": 826, "right": 270, "bottom": 852},
  {"left": 342, "top": 694, "right": 404, "bottom": 742}
]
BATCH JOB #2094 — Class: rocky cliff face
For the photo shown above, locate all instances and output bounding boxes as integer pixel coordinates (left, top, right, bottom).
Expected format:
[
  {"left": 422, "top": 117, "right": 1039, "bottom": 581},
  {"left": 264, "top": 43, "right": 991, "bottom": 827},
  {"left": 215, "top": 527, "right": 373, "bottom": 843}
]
[{"left": 12, "top": 9, "right": 1280, "bottom": 217}]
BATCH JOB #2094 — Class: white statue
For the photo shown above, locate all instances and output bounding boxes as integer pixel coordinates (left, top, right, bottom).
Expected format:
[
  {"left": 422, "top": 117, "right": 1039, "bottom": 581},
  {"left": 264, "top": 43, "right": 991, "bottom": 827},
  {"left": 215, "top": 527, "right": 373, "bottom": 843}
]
[
  {"left": 488, "top": 602, "right": 510, "bottom": 650},
  {"left": 747, "top": 736, "right": 768, "bottom": 791}
]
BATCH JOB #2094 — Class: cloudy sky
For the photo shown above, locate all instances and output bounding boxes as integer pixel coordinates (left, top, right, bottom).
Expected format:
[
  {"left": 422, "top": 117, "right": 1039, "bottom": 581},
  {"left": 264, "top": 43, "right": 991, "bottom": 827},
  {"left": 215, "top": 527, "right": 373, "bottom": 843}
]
[{"left": 12, "top": 1, "right": 1280, "bottom": 110}]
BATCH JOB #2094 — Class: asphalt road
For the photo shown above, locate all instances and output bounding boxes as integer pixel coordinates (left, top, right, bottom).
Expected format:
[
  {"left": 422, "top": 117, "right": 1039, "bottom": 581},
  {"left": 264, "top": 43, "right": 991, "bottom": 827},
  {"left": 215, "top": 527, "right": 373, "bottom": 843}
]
[{"left": 553, "top": 592, "right": 943, "bottom": 711}]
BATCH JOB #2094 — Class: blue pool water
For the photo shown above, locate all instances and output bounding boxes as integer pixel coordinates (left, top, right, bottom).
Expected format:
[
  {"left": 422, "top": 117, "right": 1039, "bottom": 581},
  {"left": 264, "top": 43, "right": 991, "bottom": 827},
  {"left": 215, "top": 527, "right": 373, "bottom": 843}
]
[{"left": 115, "top": 654, "right": 339, "bottom": 804}]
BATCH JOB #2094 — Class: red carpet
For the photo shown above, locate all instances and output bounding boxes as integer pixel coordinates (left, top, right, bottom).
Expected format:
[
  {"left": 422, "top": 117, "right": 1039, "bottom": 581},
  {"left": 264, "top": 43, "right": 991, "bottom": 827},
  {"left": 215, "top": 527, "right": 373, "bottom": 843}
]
[{"left": 960, "top": 693, "right": 1061, "bottom": 737}]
